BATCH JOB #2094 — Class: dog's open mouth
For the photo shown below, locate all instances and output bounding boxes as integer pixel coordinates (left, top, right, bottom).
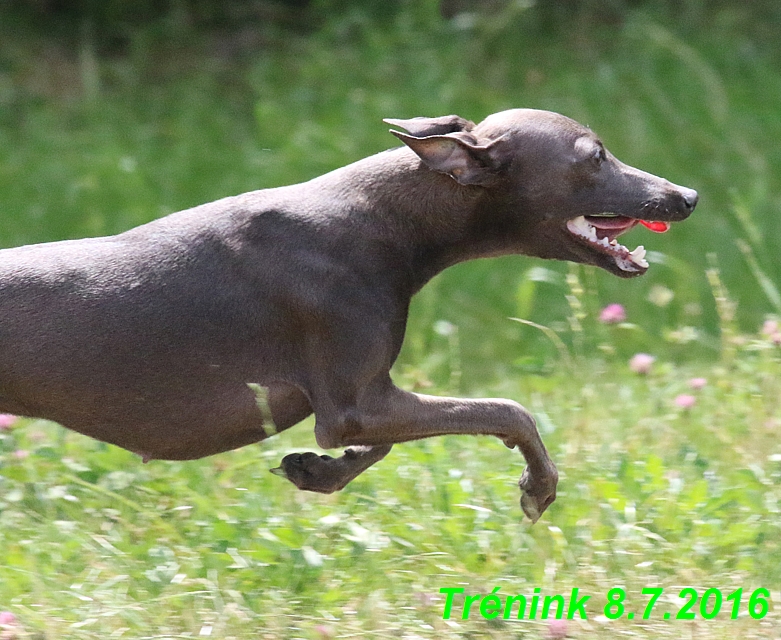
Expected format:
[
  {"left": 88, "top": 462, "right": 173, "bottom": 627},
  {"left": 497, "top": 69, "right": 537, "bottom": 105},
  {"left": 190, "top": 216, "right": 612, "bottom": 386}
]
[{"left": 566, "top": 214, "right": 671, "bottom": 274}]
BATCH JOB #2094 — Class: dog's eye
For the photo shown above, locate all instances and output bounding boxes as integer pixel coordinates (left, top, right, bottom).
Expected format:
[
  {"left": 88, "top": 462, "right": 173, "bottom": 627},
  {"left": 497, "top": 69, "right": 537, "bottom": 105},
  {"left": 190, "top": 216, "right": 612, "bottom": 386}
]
[{"left": 593, "top": 146, "right": 607, "bottom": 166}]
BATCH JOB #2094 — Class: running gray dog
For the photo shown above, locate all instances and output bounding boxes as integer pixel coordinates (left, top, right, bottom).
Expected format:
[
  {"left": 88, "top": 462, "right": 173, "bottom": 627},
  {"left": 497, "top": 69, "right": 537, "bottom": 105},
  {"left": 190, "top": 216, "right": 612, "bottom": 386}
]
[{"left": 0, "top": 109, "right": 697, "bottom": 522}]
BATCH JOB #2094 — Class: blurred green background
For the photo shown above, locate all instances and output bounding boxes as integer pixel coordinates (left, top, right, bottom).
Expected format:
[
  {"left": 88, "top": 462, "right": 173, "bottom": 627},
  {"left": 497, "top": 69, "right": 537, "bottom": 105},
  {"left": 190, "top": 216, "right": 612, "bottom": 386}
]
[
  {"left": 1, "top": 0, "right": 781, "bottom": 387},
  {"left": 3, "top": 4, "right": 781, "bottom": 637}
]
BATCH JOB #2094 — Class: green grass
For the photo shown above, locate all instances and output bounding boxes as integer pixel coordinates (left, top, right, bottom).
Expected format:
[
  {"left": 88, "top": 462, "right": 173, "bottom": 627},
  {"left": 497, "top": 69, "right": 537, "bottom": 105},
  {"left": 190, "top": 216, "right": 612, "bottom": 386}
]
[
  {"left": 2, "top": 2, "right": 781, "bottom": 638},
  {"left": 2, "top": 338, "right": 781, "bottom": 638}
]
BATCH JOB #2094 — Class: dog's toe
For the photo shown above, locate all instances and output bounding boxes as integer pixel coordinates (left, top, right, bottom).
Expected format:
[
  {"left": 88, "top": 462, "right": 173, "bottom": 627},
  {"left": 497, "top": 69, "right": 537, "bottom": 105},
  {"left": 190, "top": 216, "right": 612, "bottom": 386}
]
[
  {"left": 518, "top": 464, "right": 558, "bottom": 523},
  {"left": 520, "top": 492, "right": 542, "bottom": 523},
  {"left": 275, "top": 451, "right": 343, "bottom": 493}
]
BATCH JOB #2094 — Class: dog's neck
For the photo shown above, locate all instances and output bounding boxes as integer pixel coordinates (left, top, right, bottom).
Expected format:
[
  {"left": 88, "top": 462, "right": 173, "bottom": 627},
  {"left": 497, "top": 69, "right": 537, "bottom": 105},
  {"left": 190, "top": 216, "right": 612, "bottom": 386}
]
[{"left": 306, "top": 147, "right": 522, "bottom": 291}]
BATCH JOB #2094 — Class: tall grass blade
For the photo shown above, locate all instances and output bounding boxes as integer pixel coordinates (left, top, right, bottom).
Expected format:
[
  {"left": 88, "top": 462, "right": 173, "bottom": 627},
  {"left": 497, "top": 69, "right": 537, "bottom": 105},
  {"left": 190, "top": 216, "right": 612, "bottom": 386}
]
[
  {"left": 509, "top": 317, "right": 573, "bottom": 370},
  {"left": 736, "top": 238, "right": 781, "bottom": 314},
  {"left": 705, "top": 253, "right": 738, "bottom": 364}
]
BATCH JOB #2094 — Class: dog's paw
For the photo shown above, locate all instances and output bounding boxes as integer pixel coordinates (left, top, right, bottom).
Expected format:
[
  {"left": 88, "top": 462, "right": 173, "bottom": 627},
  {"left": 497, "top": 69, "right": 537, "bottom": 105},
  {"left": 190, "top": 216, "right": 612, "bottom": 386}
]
[
  {"left": 271, "top": 452, "right": 344, "bottom": 494},
  {"left": 518, "top": 463, "right": 558, "bottom": 523}
]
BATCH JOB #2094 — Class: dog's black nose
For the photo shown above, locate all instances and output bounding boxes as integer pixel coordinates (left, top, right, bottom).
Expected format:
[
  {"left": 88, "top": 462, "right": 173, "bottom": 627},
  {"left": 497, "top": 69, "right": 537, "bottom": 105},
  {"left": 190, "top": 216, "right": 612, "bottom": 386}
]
[{"left": 681, "top": 188, "right": 699, "bottom": 212}]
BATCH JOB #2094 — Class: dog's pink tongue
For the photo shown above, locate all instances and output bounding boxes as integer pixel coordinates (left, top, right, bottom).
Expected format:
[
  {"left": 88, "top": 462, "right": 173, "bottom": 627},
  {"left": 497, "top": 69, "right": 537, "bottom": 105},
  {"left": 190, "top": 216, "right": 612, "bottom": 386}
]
[
  {"left": 640, "top": 220, "right": 670, "bottom": 233},
  {"left": 585, "top": 216, "right": 637, "bottom": 230}
]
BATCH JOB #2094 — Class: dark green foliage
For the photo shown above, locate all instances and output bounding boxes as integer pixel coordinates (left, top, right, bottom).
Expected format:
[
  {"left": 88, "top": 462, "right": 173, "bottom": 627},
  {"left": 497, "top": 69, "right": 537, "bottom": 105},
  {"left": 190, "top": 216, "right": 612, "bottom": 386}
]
[{"left": 1, "top": 7, "right": 781, "bottom": 637}]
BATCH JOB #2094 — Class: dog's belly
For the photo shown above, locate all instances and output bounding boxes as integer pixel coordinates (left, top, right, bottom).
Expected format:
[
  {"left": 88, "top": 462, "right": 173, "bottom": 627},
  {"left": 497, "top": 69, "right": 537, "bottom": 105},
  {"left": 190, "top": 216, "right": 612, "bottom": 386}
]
[
  {"left": 0, "top": 374, "right": 313, "bottom": 460},
  {"left": 0, "top": 377, "right": 261, "bottom": 458},
  {"left": 70, "top": 410, "right": 271, "bottom": 461}
]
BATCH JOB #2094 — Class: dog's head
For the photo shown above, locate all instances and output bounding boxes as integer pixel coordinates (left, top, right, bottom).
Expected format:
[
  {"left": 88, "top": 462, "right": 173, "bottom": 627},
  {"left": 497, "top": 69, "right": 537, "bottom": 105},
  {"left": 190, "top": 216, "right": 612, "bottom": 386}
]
[{"left": 386, "top": 109, "right": 698, "bottom": 278}]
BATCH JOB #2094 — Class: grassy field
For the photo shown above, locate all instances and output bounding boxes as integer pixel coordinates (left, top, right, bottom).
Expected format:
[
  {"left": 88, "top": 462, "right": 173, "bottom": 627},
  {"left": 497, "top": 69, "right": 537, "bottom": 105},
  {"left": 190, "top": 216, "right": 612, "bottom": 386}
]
[
  {"left": 2, "top": 329, "right": 781, "bottom": 638},
  {"left": 1, "top": 2, "right": 781, "bottom": 638}
]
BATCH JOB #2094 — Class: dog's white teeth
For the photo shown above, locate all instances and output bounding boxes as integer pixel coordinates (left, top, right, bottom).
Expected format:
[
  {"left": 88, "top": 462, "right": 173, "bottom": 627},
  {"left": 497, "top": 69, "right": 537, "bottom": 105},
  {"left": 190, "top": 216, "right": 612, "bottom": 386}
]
[
  {"left": 629, "top": 245, "right": 648, "bottom": 268},
  {"left": 629, "top": 245, "right": 646, "bottom": 260},
  {"left": 566, "top": 216, "right": 593, "bottom": 238},
  {"left": 568, "top": 217, "right": 649, "bottom": 272}
]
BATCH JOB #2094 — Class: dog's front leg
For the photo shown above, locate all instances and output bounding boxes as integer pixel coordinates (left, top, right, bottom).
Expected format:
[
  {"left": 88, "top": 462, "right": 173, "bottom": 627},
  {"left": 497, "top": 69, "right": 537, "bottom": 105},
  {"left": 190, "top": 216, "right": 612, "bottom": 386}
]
[
  {"left": 361, "top": 388, "right": 558, "bottom": 522},
  {"left": 278, "top": 382, "right": 557, "bottom": 522},
  {"left": 273, "top": 444, "right": 393, "bottom": 494}
]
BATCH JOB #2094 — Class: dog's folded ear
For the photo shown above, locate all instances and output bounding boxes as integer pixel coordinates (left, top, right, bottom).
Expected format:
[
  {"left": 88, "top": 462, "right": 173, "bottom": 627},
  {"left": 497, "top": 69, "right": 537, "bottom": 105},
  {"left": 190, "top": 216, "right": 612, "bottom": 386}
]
[
  {"left": 387, "top": 126, "right": 506, "bottom": 187},
  {"left": 383, "top": 115, "right": 475, "bottom": 137}
]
